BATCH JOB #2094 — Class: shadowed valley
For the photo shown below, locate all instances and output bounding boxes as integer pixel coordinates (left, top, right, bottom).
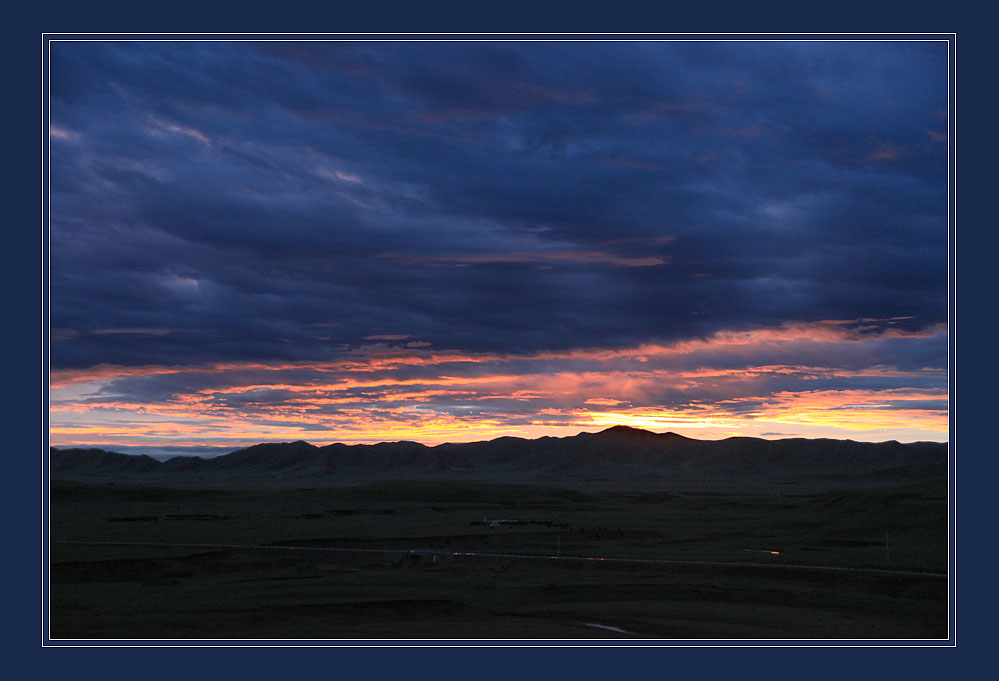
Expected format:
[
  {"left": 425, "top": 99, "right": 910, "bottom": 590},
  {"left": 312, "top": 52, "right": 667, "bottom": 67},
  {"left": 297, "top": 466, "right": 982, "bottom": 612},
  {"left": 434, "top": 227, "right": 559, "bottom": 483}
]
[{"left": 49, "top": 427, "right": 948, "bottom": 641}]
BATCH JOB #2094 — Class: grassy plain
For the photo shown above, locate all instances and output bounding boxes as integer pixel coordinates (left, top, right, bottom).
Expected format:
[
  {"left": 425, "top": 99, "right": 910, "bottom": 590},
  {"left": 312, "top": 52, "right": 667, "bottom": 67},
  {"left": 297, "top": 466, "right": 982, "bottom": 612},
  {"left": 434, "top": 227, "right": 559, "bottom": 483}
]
[{"left": 48, "top": 477, "right": 948, "bottom": 641}]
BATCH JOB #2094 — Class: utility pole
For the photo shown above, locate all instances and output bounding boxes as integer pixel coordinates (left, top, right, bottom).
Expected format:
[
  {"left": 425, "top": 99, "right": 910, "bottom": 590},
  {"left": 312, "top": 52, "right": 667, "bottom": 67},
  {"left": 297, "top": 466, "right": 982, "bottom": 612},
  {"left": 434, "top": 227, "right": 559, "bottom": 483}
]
[
  {"left": 557, "top": 534, "right": 561, "bottom": 558},
  {"left": 885, "top": 530, "right": 891, "bottom": 564}
]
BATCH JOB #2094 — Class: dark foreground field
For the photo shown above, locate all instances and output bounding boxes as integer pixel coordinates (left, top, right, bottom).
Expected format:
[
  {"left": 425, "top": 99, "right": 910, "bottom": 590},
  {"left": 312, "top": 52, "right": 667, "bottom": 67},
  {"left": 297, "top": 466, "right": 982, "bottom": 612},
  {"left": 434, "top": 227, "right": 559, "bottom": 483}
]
[{"left": 48, "top": 476, "right": 948, "bottom": 641}]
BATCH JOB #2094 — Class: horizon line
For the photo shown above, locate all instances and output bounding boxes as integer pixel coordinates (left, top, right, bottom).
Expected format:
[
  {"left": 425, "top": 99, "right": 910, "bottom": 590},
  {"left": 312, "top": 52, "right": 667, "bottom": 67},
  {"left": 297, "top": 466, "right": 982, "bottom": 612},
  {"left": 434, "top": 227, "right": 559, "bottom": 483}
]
[{"left": 49, "top": 424, "right": 951, "bottom": 455}]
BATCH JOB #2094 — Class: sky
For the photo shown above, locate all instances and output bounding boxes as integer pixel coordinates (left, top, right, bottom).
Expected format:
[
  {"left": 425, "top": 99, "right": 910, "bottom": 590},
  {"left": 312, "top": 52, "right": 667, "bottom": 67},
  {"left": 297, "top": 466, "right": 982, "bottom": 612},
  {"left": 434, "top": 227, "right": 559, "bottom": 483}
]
[{"left": 47, "top": 39, "right": 950, "bottom": 449}]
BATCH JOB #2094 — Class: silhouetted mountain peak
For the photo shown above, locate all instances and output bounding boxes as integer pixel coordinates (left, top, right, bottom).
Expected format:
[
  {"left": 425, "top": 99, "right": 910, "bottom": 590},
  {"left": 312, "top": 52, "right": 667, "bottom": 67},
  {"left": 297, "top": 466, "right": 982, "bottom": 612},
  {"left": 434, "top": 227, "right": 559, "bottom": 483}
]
[
  {"left": 597, "top": 425, "right": 656, "bottom": 436},
  {"left": 214, "top": 440, "right": 319, "bottom": 470},
  {"left": 234, "top": 440, "right": 317, "bottom": 453},
  {"left": 594, "top": 425, "right": 691, "bottom": 440},
  {"left": 50, "top": 431, "right": 948, "bottom": 492}
]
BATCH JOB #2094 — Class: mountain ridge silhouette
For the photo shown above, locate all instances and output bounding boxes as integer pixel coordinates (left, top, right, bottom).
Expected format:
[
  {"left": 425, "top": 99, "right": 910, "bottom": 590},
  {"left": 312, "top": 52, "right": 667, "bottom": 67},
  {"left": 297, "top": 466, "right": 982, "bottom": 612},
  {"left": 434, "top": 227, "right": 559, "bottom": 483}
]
[{"left": 50, "top": 426, "right": 947, "bottom": 492}]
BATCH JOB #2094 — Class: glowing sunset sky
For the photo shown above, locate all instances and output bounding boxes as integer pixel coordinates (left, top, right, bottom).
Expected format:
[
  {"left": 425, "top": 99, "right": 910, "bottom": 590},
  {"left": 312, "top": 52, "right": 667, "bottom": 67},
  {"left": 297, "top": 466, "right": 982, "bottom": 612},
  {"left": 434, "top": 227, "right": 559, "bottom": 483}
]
[{"left": 47, "top": 39, "right": 950, "bottom": 448}]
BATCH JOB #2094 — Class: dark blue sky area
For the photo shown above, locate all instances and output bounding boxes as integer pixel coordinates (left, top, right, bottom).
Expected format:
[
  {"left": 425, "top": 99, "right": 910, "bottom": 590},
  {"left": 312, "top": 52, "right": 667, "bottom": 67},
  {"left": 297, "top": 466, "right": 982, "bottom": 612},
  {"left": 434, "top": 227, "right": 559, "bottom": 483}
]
[{"left": 49, "top": 40, "right": 948, "bottom": 369}]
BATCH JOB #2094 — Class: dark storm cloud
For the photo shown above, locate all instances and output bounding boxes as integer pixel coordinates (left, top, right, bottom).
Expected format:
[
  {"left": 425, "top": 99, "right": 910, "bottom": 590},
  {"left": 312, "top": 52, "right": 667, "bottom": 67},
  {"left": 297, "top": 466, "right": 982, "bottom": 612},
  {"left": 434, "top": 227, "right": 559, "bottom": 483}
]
[{"left": 49, "top": 40, "right": 948, "bottom": 371}]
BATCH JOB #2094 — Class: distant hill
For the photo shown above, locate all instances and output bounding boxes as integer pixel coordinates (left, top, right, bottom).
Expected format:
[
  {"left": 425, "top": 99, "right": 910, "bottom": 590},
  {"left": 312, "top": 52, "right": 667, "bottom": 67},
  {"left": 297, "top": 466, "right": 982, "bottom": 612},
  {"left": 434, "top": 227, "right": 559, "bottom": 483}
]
[{"left": 50, "top": 426, "right": 948, "bottom": 492}]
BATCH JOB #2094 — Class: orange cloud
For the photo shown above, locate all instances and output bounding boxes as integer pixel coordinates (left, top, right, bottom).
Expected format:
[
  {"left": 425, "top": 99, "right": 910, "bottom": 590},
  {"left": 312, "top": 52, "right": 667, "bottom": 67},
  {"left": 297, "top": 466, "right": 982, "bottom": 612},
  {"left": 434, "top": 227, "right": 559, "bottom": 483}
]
[{"left": 49, "top": 320, "right": 948, "bottom": 447}]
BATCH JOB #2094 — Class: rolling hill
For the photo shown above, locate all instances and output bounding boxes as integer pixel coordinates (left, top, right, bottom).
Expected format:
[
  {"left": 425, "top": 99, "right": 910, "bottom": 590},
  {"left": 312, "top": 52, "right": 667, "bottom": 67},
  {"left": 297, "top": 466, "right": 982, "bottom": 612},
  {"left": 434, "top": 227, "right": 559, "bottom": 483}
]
[{"left": 49, "top": 425, "right": 947, "bottom": 492}]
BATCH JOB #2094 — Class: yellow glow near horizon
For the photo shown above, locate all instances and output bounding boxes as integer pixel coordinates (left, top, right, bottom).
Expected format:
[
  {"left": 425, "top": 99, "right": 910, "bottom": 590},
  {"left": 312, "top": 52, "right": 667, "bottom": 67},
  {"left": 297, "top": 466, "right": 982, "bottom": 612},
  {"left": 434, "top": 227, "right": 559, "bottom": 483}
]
[
  {"left": 49, "top": 396, "right": 948, "bottom": 448},
  {"left": 49, "top": 385, "right": 949, "bottom": 447},
  {"left": 49, "top": 322, "right": 949, "bottom": 448}
]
